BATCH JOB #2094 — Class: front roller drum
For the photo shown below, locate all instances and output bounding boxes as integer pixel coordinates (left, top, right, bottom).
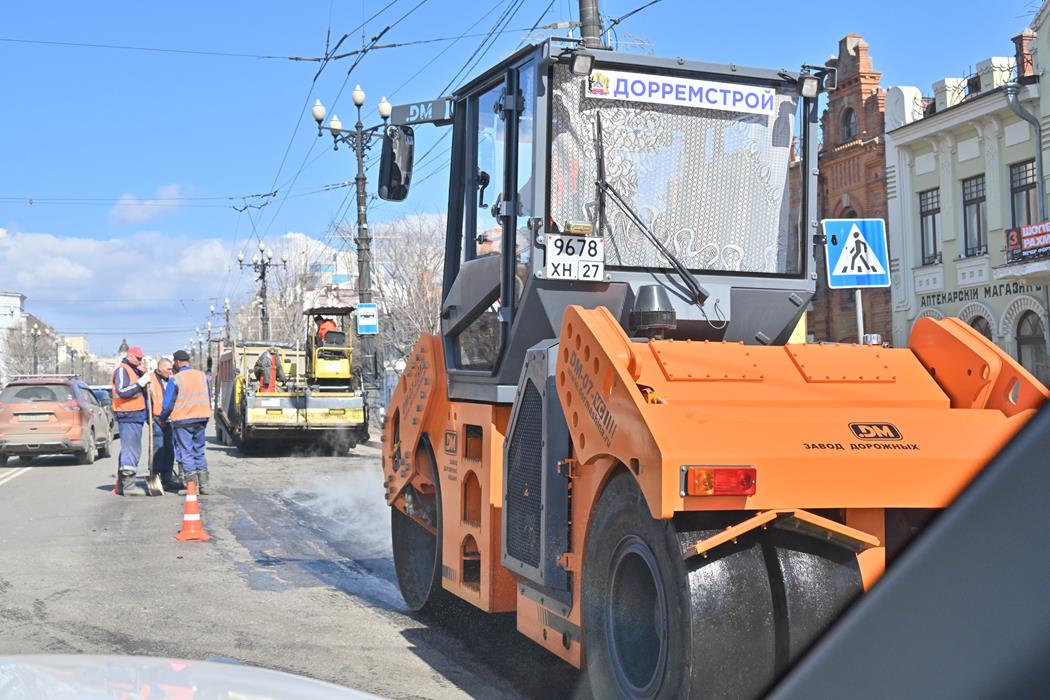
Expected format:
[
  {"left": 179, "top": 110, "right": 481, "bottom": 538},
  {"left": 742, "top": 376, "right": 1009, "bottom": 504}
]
[
  {"left": 390, "top": 439, "right": 450, "bottom": 613},
  {"left": 583, "top": 473, "right": 862, "bottom": 699}
]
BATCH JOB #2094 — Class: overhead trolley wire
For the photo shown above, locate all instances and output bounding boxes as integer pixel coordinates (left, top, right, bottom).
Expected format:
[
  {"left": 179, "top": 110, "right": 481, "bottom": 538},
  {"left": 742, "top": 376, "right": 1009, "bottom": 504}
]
[
  {"left": 260, "top": 0, "right": 431, "bottom": 243},
  {"left": 599, "top": 0, "right": 664, "bottom": 39}
]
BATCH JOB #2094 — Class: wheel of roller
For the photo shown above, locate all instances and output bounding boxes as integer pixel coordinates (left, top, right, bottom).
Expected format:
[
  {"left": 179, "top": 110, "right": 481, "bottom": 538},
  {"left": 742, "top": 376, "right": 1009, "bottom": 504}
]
[
  {"left": 762, "top": 528, "right": 863, "bottom": 669},
  {"left": 391, "top": 437, "right": 450, "bottom": 612},
  {"left": 582, "top": 472, "right": 777, "bottom": 699}
]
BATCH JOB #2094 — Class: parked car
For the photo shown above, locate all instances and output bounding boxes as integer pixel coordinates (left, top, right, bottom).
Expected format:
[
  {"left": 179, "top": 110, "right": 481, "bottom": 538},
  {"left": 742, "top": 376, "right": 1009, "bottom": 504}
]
[
  {"left": 0, "top": 375, "right": 113, "bottom": 466},
  {"left": 88, "top": 385, "right": 119, "bottom": 439}
]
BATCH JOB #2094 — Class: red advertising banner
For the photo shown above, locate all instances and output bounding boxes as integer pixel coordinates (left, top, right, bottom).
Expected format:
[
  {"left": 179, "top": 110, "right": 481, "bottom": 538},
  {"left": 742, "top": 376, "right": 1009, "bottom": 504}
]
[{"left": 1007, "top": 221, "right": 1050, "bottom": 262}]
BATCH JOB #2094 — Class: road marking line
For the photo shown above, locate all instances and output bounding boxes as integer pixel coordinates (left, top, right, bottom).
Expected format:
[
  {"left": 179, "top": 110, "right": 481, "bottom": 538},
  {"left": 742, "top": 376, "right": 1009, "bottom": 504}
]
[{"left": 0, "top": 467, "right": 32, "bottom": 487}]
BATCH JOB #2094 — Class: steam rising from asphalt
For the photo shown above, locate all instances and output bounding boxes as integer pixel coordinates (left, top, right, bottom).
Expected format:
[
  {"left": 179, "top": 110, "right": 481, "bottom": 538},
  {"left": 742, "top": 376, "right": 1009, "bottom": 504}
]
[{"left": 281, "top": 459, "right": 392, "bottom": 558}]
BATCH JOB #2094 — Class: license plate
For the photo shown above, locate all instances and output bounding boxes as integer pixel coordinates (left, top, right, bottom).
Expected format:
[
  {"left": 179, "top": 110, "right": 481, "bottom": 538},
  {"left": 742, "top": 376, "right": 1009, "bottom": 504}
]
[
  {"left": 18, "top": 414, "right": 49, "bottom": 422},
  {"left": 544, "top": 234, "right": 604, "bottom": 281}
]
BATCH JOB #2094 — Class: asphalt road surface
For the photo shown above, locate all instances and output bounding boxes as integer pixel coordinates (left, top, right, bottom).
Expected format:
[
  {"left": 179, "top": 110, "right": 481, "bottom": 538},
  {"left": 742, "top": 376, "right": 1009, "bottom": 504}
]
[{"left": 0, "top": 426, "right": 585, "bottom": 699}]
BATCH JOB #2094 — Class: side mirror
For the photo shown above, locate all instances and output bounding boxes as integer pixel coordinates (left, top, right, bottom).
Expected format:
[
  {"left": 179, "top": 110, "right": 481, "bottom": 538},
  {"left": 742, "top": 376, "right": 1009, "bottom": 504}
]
[{"left": 378, "top": 124, "right": 415, "bottom": 201}]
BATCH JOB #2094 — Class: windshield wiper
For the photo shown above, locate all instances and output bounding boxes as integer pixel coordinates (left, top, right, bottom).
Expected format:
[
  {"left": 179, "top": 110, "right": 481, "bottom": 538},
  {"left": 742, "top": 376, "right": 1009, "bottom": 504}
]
[{"left": 592, "top": 113, "right": 710, "bottom": 308}]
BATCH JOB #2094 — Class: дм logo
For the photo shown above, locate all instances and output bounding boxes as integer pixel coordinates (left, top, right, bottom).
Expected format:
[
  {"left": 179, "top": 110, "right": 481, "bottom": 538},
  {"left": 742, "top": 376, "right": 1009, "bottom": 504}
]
[
  {"left": 443, "top": 430, "right": 458, "bottom": 455},
  {"left": 849, "top": 423, "right": 902, "bottom": 440}
]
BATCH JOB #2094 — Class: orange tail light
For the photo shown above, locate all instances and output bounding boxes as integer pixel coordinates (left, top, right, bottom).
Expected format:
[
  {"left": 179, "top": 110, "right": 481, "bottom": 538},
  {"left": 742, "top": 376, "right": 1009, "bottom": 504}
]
[{"left": 685, "top": 467, "right": 757, "bottom": 496}]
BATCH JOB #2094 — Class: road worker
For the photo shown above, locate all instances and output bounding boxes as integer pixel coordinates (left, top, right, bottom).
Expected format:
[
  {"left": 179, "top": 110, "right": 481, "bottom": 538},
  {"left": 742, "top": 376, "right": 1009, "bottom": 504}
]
[
  {"left": 314, "top": 315, "right": 337, "bottom": 343},
  {"left": 253, "top": 346, "right": 286, "bottom": 393},
  {"left": 160, "top": 350, "right": 212, "bottom": 495},
  {"left": 148, "top": 357, "right": 180, "bottom": 493},
  {"left": 111, "top": 345, "right": 152, "bottom": 496}
]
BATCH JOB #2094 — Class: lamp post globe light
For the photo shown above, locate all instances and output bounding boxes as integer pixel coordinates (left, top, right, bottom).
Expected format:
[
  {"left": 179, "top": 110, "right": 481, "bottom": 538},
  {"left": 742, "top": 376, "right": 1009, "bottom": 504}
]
[
  {"left": 311, "top": 86, "right": 391, "bottom": 427},
  {"left": 236, "top": 241, "right": 287, "bottom": 342}
]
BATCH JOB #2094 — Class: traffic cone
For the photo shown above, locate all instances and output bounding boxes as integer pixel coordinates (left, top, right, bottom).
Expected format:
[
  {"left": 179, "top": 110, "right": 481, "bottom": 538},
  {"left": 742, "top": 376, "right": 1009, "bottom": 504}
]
[{"left": 175, "top": 480, "right": 210, "bottom": 541}]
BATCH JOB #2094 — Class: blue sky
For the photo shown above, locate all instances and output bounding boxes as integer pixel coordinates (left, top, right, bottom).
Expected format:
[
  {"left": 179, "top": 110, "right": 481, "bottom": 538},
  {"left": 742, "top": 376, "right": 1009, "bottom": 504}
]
[{"left": 0, "top": 0, "right": 1040, "bottom": 354}]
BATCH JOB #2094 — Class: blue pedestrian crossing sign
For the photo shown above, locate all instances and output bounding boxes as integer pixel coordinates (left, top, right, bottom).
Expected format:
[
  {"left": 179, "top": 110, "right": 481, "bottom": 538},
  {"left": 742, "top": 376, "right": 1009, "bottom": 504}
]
[{"left": 822, "top": 218, "right": 891, "bottom": 289}]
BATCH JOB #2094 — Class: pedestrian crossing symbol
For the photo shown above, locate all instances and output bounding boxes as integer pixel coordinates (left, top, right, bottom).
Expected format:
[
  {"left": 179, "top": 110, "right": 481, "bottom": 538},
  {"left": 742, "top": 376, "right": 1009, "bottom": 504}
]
[{"left": 822, "top": 218, "right": 891, "bottom": 289}]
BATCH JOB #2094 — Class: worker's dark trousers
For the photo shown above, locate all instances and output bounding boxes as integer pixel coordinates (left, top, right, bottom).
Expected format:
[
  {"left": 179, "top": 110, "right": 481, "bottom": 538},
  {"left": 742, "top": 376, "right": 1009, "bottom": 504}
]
[
  {"left": 152, "top": 420, "right": 175, "bottom": 483},
  {"left": 116, "top": 420, "right": 143, "bottom": 473},
  {"left": 174, "top": 422, "right": 208, "bottom": 474}
]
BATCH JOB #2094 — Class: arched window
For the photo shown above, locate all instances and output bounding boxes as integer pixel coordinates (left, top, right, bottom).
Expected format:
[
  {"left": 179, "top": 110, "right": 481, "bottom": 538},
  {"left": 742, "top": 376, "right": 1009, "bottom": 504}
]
[
  {"left": 1016, "top": 311, "right": 1048, "bottom": 381},
  {"left": 970, "top": 316, "right": 993, "bottom": 340},
  {"left": 840, "top": 107, "right": 858, "bottom": 142}
]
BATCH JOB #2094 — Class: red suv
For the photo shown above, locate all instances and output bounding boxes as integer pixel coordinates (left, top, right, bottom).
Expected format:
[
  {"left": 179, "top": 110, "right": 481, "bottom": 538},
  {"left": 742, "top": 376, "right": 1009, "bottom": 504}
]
[{"left": 0, "top": 375, "right": 113, "bottom": 466}]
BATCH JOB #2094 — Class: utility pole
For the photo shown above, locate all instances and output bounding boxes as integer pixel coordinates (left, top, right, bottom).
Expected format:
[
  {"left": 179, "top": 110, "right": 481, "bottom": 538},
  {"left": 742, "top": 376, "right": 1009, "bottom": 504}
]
[{"left": 579, "top": 0, "right": 603, "bottom": 48}]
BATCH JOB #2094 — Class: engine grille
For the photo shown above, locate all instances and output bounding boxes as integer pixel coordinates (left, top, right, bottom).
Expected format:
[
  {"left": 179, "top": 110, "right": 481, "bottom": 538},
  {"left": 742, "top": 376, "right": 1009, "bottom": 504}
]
[{"left": 506, "top": 381, "right": 543, "bottom": 568}]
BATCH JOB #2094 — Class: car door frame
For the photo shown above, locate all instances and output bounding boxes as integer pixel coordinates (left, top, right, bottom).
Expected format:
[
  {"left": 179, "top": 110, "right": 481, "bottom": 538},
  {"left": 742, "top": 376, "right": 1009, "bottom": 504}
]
[{"left": 77, "top": 382, "right": 105, "bottom": 445}]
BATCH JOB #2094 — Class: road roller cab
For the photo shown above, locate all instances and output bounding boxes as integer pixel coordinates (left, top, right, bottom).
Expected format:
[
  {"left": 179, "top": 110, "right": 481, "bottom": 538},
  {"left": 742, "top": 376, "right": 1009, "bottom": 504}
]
[{"left": 380, "top": 38, "right": 1047, "bottom": 699}]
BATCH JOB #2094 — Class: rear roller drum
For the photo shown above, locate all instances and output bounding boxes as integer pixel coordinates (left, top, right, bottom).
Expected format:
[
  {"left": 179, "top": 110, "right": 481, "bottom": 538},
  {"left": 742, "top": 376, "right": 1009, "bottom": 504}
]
[
  {"left": 390, "top": 439, "right": 449, "bottom": 613},
  {"left": 762, "top": 528, "right": 863, "bottom": 667},
  {"left": 582, "top": 472, "right": 862, "bottom": 699}
]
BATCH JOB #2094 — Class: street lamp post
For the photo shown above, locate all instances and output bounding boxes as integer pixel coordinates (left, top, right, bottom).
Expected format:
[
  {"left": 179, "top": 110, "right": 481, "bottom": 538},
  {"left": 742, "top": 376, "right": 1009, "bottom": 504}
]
[
  {"left": 223, "top": 298, "right": 232, "bottom": 344},
  {"left": 312, "top": 89, "right": 392, "bottom": 425},
  {"left": 30, "top": 324, "right": 39, "bottom": 374},
  {"left": 237, "top": 243, "right": 287, "bottom": 342},
  {"left": 206, "top": 319, "right": 213, "bottom": 370}
]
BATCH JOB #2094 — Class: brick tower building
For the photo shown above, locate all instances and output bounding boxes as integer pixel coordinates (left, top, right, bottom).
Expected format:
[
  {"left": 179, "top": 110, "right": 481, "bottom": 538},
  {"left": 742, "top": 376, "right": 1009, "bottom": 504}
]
[{"left": 810, "top": 34, "right": 893, "bottom": 343}]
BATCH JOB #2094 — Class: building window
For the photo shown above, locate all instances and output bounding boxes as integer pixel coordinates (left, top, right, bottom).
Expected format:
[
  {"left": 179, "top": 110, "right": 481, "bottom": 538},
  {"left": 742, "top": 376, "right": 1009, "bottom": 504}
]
[
  {"left": 965, "top": 74, "right": 982, "bottom": 97},
  {"left": 919, "top": 188, "right": 941, "bottom": 266},
  {"left": 840, "top": 108, "right": 857, "bottom": 142},
  {"left": 1016, "top": 310, "right": 1048, "bottom": 382},
  {"left": 1010, "top": 160, "right": 1039, "bottom": 229},
  {"left": 970, "top": 315, "right": 993, "bottom": 340},
  {"left": 962, "top": 175, "right": 987, "bottom": 257}
]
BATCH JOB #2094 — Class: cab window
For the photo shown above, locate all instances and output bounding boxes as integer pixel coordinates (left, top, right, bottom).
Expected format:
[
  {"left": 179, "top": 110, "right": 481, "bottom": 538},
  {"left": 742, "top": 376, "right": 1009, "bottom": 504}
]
[{"left": 471, "top": 81, "right": 507, "bottom": 258}]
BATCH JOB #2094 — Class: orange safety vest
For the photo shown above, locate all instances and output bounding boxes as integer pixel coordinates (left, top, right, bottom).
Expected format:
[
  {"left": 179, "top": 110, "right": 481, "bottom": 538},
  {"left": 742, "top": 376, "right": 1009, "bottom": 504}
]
[
  {"left": 169, "top": 368, "right": 211, "bottom": 423},
  {"left": 111, "top": 363, "right": 146, "bottom": 413},
  {"left": 149, "top": 372, "right": 166, "bottom": 416}
]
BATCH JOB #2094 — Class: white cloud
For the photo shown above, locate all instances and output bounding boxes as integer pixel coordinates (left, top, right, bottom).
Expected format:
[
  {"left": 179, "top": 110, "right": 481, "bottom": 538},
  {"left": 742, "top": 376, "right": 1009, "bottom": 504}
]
[
  {"left": 108, "top": 183, "right": 185, "bottom": 226},
  {"left": 0, "top": 228, "right": 342, "bottom": 355}
]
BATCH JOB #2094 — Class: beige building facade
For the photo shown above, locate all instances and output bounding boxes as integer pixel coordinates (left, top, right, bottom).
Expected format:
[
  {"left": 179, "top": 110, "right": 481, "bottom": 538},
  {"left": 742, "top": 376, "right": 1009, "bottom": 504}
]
[{"left": 884, "top": 30, "right": 1050, "bottom": 384}]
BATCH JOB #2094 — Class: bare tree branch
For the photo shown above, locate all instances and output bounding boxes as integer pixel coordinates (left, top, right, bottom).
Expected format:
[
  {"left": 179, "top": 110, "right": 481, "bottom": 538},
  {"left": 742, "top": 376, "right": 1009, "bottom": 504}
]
[{"left": 372, "top": 214, "right": 445, "bottom": 364}]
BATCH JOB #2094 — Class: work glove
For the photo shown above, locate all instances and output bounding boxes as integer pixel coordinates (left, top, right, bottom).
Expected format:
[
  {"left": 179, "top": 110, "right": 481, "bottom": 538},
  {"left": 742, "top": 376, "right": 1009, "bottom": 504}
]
[{"left": 136, "top": 374, "right": 152, "bottom": 388}]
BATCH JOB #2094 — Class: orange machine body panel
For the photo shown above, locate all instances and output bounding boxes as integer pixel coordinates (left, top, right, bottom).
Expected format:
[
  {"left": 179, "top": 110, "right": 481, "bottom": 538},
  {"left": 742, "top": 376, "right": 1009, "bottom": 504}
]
[
  {"left": 383, "top": 312, "right": 1046, "bottom": 669},
  {"left": 556, "top": 307, "right": 1044, "bottom": 520},
  {"left": 383, "top": 334, "right": 517, "bottom": 613}
]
